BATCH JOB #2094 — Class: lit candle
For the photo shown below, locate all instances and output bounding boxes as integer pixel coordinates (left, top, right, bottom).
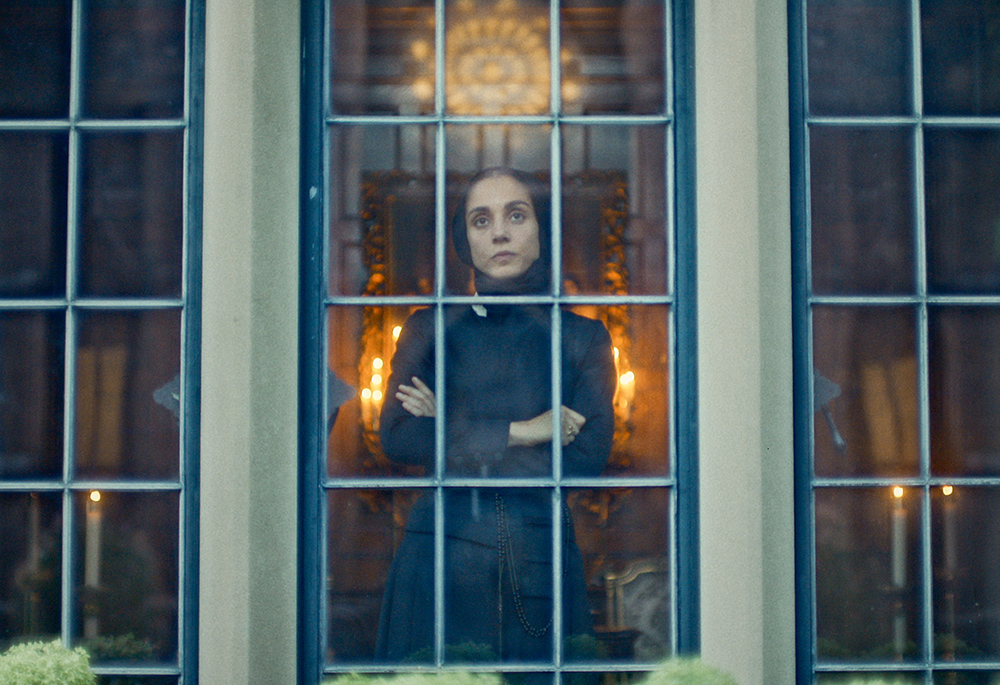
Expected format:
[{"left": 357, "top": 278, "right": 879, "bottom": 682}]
[
  {"left": 943, "top": 485, "right": 956, "bottom": 577},
  {"left": 891, "top": 486, "right": 906, "bottom": 589},
  {"left": 84, "top": 491, "right": 103, "bottom": 639},
  {"left": 85, "top": 491, "right": 102, "bottom": 589}
]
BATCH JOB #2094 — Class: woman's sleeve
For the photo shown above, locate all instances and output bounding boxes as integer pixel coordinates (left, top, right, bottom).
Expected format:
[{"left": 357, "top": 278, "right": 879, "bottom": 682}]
[
  {"left": 563, "top": 319, "right": 617, "bottom": 477},
  {"left": 379, "top": 311, "right": 436, "bottom": 467}
]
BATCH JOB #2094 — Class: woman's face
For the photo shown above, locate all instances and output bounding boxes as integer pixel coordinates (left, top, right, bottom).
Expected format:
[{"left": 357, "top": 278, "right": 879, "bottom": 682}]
[{"left": 464, "top": 174, "right": 541, "bottom": 281}]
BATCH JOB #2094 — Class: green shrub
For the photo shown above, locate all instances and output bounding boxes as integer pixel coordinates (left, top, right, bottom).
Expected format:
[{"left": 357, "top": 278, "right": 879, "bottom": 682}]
[
  {"left": 0, "top": 639, "right": 96, "bottom": 685},
  {"left": 325, "top": 673, "right": 504, "bottom": 685},
  {"left": 642, "top": 658, "right": 738, "bottom": 685}
]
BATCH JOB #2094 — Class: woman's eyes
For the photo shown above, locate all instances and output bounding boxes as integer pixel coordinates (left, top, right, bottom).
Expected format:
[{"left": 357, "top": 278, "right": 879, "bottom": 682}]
[{"left": 472, "top": 215, "right": 491, "bottom": 228}]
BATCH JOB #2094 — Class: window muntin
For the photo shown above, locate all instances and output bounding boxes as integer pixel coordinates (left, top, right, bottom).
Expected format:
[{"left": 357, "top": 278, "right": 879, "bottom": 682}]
[
  {"left": 308, "top": 0, "right": 689, "bottom": 681},
  {"left": 0, "top": 0, "right": 201, "bottom": 680},
  {"left": 794, "top": 0, "right": 1000, "bottom": 679}
]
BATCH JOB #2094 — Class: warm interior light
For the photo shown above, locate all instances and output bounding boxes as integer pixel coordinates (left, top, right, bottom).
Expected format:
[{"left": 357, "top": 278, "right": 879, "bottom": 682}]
[
  {"left": 371, "top": 374, "right": 383, "bottom": 386},
  {"left": 361, "top": 388, "right": 372, "bottom": 400},
  {"left": 372, "top": 390, "right": 383, "bottom": 402},
  {"left": 89, "top": 491, "right": 101, "bottom": 503},
  {"left": 372, "top": 358, "right": 384, "bottom": 370},
  {"left": 619, "top": 371, "right": 635, "bottom": 386},
  {"left": 942, "top": 485, "right": 954, "bottom": 497},
  {"left": 613, "top": 346, "right": 620, "bottom": 361},
  {"left": 893, "top": 486, "right": 904, "bottom": 499},
  {"left": 392, "top": 326, "right": 402, "bottom": 342}
]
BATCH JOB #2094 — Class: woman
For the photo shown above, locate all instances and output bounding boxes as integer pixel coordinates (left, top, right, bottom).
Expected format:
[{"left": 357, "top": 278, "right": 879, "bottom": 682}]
[{"left": 376, "top": 168, "right": 616, "bottom": 664}]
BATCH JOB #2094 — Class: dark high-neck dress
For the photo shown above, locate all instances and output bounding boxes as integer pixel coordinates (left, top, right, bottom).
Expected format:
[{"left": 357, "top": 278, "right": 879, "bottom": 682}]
[{"left": 375, "top": 303, "right": 616, "bottom": 663}]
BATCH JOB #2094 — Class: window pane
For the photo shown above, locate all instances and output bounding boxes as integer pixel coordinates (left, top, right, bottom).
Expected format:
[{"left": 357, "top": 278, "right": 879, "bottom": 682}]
[
  {"left": 74, "top": 490, "right": 178, "bottom": 663},
  {"left": 930, "top": 307, "right": 1000, "bottom": 477},
  {"left": 565, "top": 304, "right": 670, "bottom": 479},
  {"left": 445, "top": 0, "right": 550, "bottom": 116},
  {"left": 569, "top": 486, "right": 671, "bottom": 662},
  {"left": 815, "top": 486, "right": 923, "bottom": 662},
  {"left": 932, "top": 486, "right": 1000, "bottom": 661},
  {"left": 925, "top": 129, "right": 1000, "bottom": 295},
  {"left": 0, "top": 312, "right": 65, "bottom": 480},
  {"left": 328, "top": 305, "right": 427, "bottom": 479},
  {"left": 560, "top": 0, "right": 666, "bottom": 115},
  {"left": 813, "top": 306, "right": 919, "bottom": 479},
  {"left": 331, "top": 0, "right": 435, "bottom": 115},
  {"left": 817, "top": 675, "right": 922, "bottom": 684},
  {"left": 0, "top": 0, "right": 71, "bottom": 118},
  {"left": 328, "top": 125, "right": 437, "bottom": 298},
  {"left": 75, "top": 310, "right": 181, "bottom": 480},
  {"left": 79, "top": 131, "right": 184, "bottom": 298},
  {"left": 810, "top": 126, "right": 914, "bottom": 295},
  {"left": 0, "top": 131, "right": 69, "bottom": 298},
  {"left": 807, "top": 0, "right": 911, "bottom": 116},
  {"left": 933, "top": 673, "right": 1000, "bottom": 685},
  {"left": 0, "top": 492, "right": 63, "bottom": 642},
  {"left": 326, "top": 488, "right": 411, "bottom": 663},
  {"left": 82, "top": 0, "right": 186, "bottom": 118},
  {"left": 922, "top": 0, "right": 1000, "bottom": 116},
  {"left": 562, "top": 126, "right": 668, "bottom": 297}
]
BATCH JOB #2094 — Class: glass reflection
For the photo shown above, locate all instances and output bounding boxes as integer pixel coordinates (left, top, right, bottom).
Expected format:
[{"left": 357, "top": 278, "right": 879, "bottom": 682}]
[
  {"left": 562, "top": 126, "right": 668, "bottom": 297},
  {"left": 810, "top": 126, "right": 914, "bottom": 295},
  {"left": 75, "top": 310, "right": 181, "bottom": 480},
  {"left": 0, "top": 0, "right": 71, "bottom": 118},
  {"left": 561, "top": 0, "right": 666, "bottom": 115},
  {"left": 326, "top": 488, "right": 418, "bottom": 662},
  {"left": 813, "top": 306, "right": 918, "bottom": 478},
  {"left": 922, "top": 0, "right": 1000, "bottom": 116},
  {"left": 933, "top": 672, "right": 1000, "bottom": 685},
  {"left": 328, "top": 125, "right": 437, "bottom": 298},
  {"left": 73, "top": 491, "right": 178, "bottom": 663},
  {"left": 79, "top": 132, "right": 184, "bottom": 298},
  {"left": 445, "top": 0, "right": 551, "bottom": 116},
  {"left": 807, "top": 0, "right": 911, "bottom": 116},
  {"left": 82, "top": 0, "right": 186, "bottom": 119},
  {"left": 815, "top": 487, "right": 922, "bottom": 661},
  {"left": 570, "top": 487, "right": 671, "bottom": 662},
  {"left": 0, "top": 312, "right": 64, "bottom": 479},
  {"left": 925, "top": 129, "right": 1000, "bottom": 294},
  {"left": 327, "top": 305, "right": 423, "bottom": 479},
  {"left": 330, "top": 0, "right": 436, "bottom": 115},
  {"left": 0, "top": 492, "right": 62, "bottom": 645},
  {"left": 930, "top": 307, "right": 1000, "bottom": 477},
  {"left": 0, "top": 131, "right": 69, "bottom": 298},
  {"left": 933, "top": 487, "right": 1000, "bottom": 661}
]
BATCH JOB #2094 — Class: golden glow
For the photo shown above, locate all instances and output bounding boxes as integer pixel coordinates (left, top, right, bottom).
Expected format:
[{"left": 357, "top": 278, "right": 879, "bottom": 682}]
[
  {"left": 613, "top": 346, "right": 620, "bottom": 361},
  {"left": 372, "top": 358, "right": 384, "bottom": 370},
  {"left": 392, "top": 326, "right": 402, "bottom": 342},
  {"left": 361, "top": 388, "right": 373, "bottom": 400},
  {"left": 89, "top": 491, "right": 101, "bottom": 503},
  {"left": 371, "top": 374, "right": 383, "bottom": 386},
  {"left": 445, "top": 0, "right": 551, "bottom": 115},
  {"left": 372, "top": 390, "right": 383, "bottom": 402},
  {"left": 619, "top": 371, "right": 635, "bottom": 386},
  {"left": 893, "top": 486, "right": 904, "bottom": 499},
  {"left": 942, "top": 485, "right": 954, "bottom": 497}
]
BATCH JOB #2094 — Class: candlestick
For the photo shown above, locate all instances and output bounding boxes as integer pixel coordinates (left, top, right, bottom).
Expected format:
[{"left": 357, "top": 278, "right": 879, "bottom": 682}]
[
  {"left": 84, "top": 491, "right": 103, "bottom": 639},
  {"left": 891, "top": 486, "right": 906, "bottom": 588}
]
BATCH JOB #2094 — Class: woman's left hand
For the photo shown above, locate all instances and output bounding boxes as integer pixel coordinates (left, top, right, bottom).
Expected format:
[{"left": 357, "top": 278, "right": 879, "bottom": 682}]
[{"left": 397, "top": 376, "right": 436, "bottom": 417}]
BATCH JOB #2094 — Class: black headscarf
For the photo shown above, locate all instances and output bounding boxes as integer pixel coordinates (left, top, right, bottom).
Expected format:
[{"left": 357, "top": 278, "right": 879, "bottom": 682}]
[{"left": 451, "top": 168, "right": 552, "bottom": 296}]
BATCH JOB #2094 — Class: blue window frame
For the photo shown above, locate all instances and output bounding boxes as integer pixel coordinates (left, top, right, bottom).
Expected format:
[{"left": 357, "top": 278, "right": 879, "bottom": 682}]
[
  {"left": 0, "top": 0, "right": 203, "bottom": 681},
  {"left": 300, "top": 1, "right": 697, "bottom": 683},
  {"left": 793, "top": 0, "right": 1000, "bottom": 681}
]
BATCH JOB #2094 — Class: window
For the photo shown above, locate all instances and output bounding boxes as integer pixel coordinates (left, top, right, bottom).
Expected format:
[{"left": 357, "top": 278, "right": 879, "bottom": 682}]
[
  {"left": 0, "top": 0, "right": 202, "bottom": 681},
  {"left": 300, "top": 1, "right": 696, "bottom": 682},
  {"left": 793, "top": 0, "right": 1000, "bottom": 681}
]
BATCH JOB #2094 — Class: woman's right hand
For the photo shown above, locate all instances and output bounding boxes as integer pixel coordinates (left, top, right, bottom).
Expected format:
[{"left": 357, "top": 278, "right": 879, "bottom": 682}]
[{"left": 508, "top": 406, "right": 586, "bottom": 447}]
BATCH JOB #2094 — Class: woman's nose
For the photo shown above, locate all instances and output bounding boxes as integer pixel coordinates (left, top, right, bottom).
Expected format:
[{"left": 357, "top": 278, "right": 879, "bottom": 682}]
[{"left": 491, "top": 221, "right": 511, "bottom": 241}]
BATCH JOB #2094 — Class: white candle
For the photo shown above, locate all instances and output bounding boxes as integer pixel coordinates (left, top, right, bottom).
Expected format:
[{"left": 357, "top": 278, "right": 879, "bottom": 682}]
[
  {"left": 943, "top": 486, "right": 956, "bottom": 576},
  {"left": 85, "top": 492, "right": 102, "bottom": 588},
  {"left": 891, "top": 487, "right": 906, "bottom": 588}
]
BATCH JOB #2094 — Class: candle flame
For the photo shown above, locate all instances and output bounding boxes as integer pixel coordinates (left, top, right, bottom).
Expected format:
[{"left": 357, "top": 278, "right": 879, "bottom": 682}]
[
  {"left": 89, "top": 491, "right": 101, "bottom": 503},
  {"left": 392, "top": 326, "right": 402, "bottom": 341},
  {"left": 372, "top": 357, "right": 384, "bottom": 370},
  {"left": 361, "top": 388, "right": 372, "bottom": 400},
  {"left": 942, "top": 485, "right": 954, "bottom": 497},
  {"left": 892, "top": 486, "right": 904, "bottom": 499}
]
